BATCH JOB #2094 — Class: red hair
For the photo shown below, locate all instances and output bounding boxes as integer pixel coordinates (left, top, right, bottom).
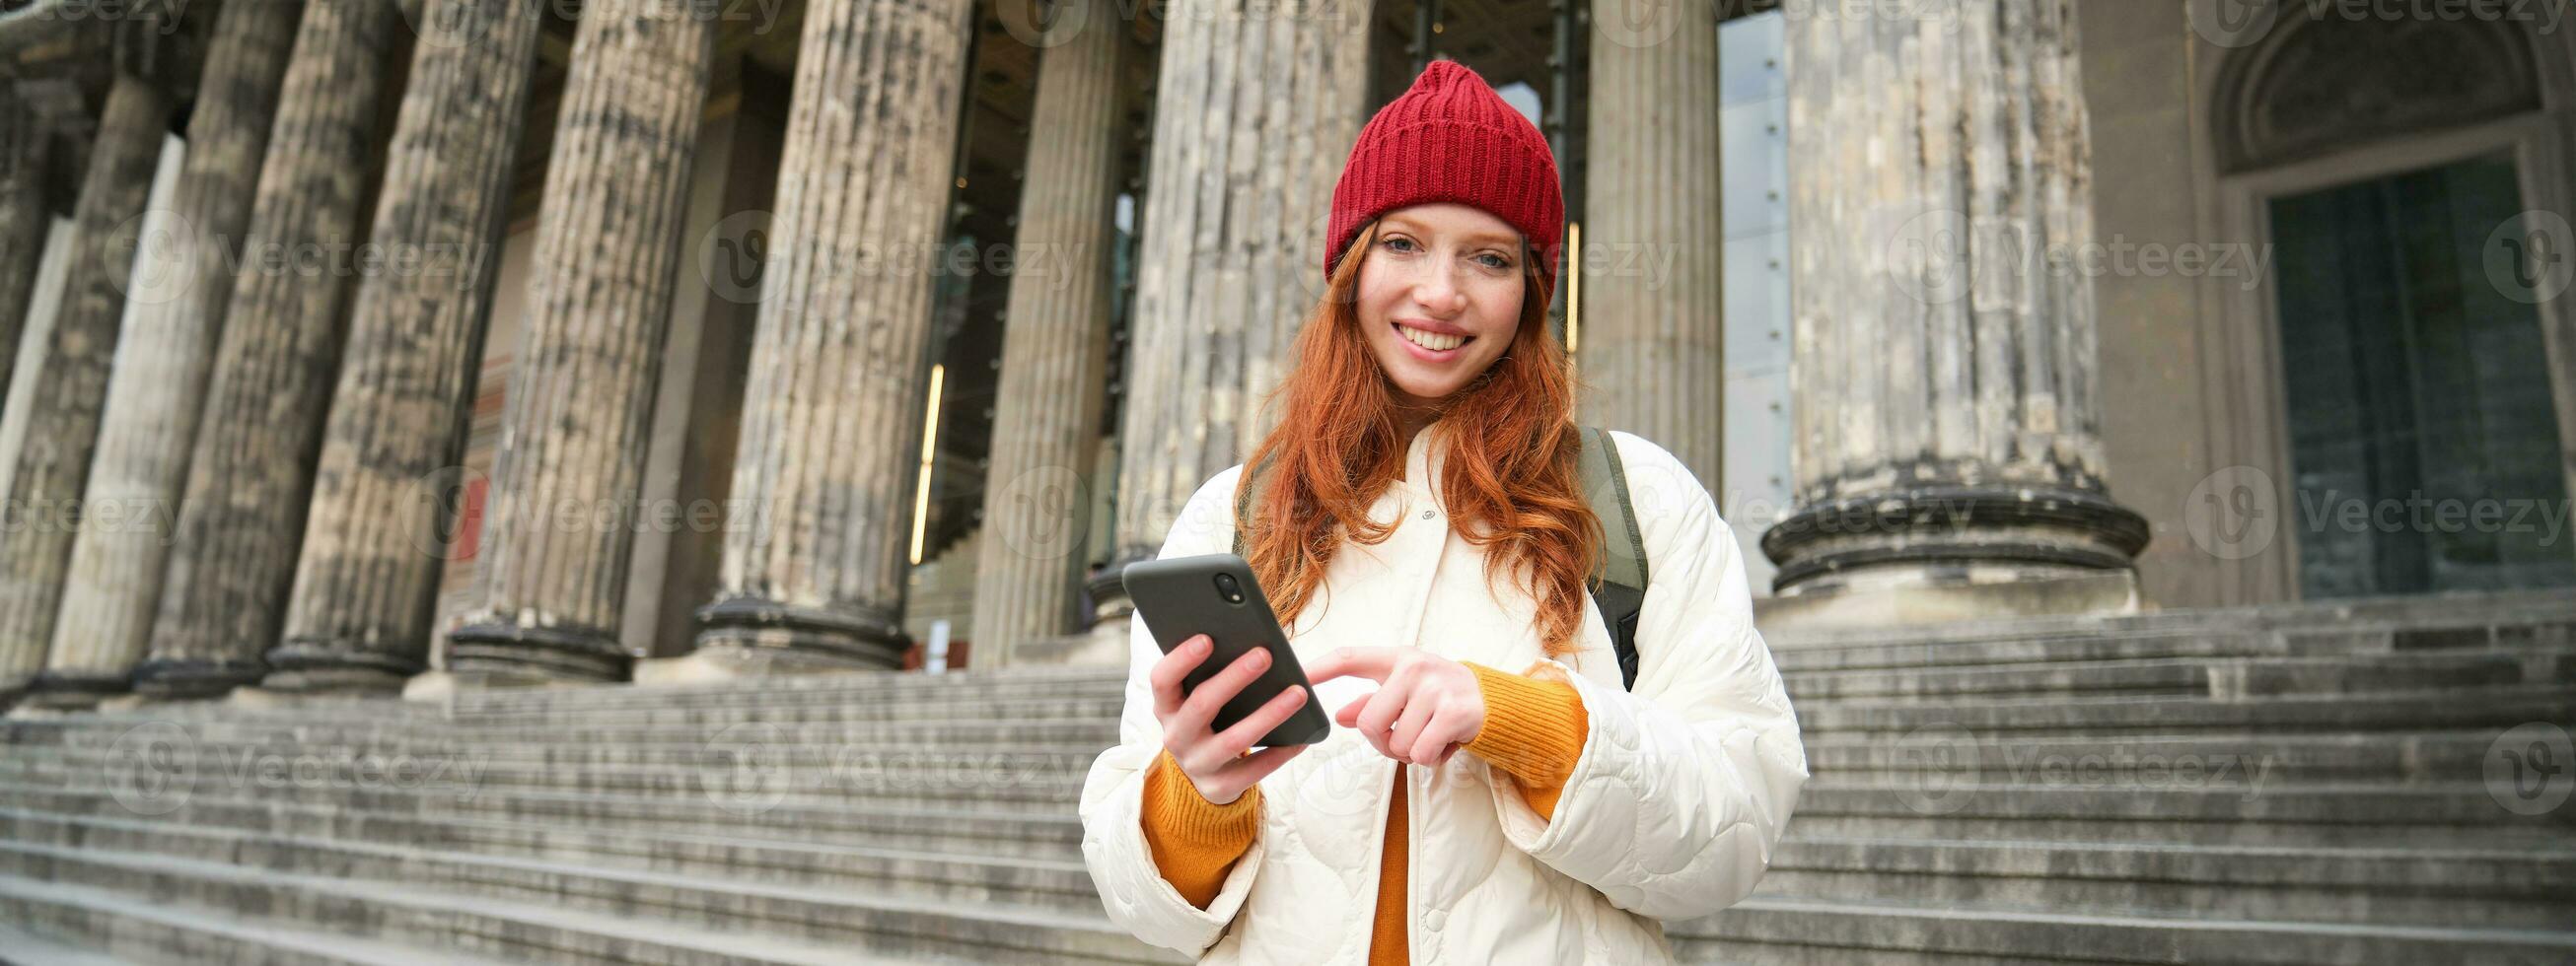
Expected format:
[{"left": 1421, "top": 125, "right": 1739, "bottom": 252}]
[{"left": 1236, "top": 219, "right": 1602, "bottom": 660}]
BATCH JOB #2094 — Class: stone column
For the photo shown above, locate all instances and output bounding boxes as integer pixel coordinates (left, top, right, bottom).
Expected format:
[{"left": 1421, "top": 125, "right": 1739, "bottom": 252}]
[
  {"left": 29, "top": 0, "right": 304, "bottom": 710},
  {"left": 0, "top": 96, "right": 49, "bottom": 400},
  {"left": 1577, "top": 0, "right": 1725, "bottom": 494},
  {"left": 443, "top": 0, "right": 715, "bottom": 685},
  {"left": 671, "top": 0, "right": 978, "bottom": 679},
  {"left": 1091, "top": 0, "right": 1375, "bottom": 652},
  {"left": 131, "top": 0, "right": 399, "bottom": 700},
  {"left": 0, "top": 72, "right": 170, "bottom": 704},
  {"left": 266, "top": 0, "right": 546, "bottom": 696},
  {"left": 1760, "top": 0, "right": 2148, "bottom": 624},
  {"left": 966, "top": 0, "right": 1124, "bottom": 669}
]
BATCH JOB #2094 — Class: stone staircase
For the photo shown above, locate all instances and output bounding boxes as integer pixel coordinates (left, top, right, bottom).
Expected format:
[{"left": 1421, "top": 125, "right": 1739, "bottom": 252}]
[{"left": 0, "top": 592, "right": 2570, "bottom": 964}]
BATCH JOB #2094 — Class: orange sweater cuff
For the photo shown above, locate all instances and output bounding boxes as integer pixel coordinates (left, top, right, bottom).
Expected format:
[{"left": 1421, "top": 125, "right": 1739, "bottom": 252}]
[
  {"left": 1460, "top": 660, "right": 1590, "bottom": 819},
  {"left": 1139, "top": 747, "right": 1261, "bottom": 909}
]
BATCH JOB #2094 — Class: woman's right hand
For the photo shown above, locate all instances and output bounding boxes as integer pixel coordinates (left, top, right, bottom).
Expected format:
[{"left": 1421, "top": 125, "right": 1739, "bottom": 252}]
[{"left": 1151, "top": 633, "right": 1312, "bottom": 805}]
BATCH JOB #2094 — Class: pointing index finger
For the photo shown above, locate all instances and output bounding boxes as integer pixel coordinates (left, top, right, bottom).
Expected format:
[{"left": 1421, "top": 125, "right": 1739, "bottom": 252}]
[{"left": 1302, "top": 646, "right": 1397, "bottom": 686}]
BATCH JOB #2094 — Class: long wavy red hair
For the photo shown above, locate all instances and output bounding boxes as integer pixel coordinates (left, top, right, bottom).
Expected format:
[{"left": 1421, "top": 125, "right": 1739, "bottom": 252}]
[{"left": 1235, "top": 218, "right": 1602, "bottom": 660}]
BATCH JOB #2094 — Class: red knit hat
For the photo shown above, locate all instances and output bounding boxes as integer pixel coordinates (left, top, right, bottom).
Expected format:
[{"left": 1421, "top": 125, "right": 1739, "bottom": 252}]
[{"left": 1324, "top": 59, "right": 1566, "bottom": 307}]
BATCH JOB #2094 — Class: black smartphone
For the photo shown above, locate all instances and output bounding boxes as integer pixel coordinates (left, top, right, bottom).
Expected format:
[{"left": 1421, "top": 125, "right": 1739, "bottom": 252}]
[{"left": 1120, "top": 552, "right": 1332, "bottom": 747}]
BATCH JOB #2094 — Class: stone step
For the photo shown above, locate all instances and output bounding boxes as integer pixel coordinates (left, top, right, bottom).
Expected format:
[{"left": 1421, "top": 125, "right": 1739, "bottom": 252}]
[
  {"left": 32, "top": 692, "right": 1121, "bottom": 733},
  {"left": 1794, "top": 684, "right": 2576, "bottom": 735},
  {"left": 1798, "top": 728, "right": 2514, "bottom": 784},
  {"left": 1781, "top": 650, "right": 2561, "bottom": 702},
  {"left": 0, "top": 872, "right": 517, "bottom": 966},
  {"left": 1681, "top": 895, "right": 2576, "bottom": 965},
  {"left": 3, "top": 722, "right": 1118, "bottom": 773},
  {"left": 55, "top": 698, "right": 451, "bottom": 724},
  {"left": 1761, "top": 589, "right": 2576, "bottom": 652},
  {"left": 0, "top": 798, "right": 1103, "bottom": 919},
  {"left": 2204, "top": 650, "right": 2568, "bottom": 699},
  {"left": 0, "top": 785, "right": 1090, "bottom": 884},
  {"left": 1767, "top": 631, "right": 2292, "bottom": 673},
  {"left": 1781, "top": 657, "right": 2210, "bottom": 701},
  {"left": 446, "top": 666, "right": 1129, "bottom": 716},
  {"left": 1780, "top": 810, "right": 2572, "bottom": 852},
  {"left": 1760, "top": 836, "right": 2572, "bottom": 931},
  {"left": 0, "top": 717, "right": 1128, "bottom": 755},
  {"left": 0, "top": 780, "right": 1087, "bottom": 862},
  {"left": 1789, "top": 782, "right": 2576, "bottom": 834},
  {"left": 0, "top": 822, "right": 1173, "bottom": 965},
  {"left": 454, "top": 692, "right": 1128, "bottom": 728},
  {"left": 0, "top": 916, "right": 138, "bottom": 966},
  {"left": 0, "top": 752, "right": 1083, "bottom": 816}
]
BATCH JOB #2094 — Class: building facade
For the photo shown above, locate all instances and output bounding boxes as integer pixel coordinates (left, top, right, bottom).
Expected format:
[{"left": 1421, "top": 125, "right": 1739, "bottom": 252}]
[{"left": 0, "top": 0, "right": 2566, "bottom": 698}]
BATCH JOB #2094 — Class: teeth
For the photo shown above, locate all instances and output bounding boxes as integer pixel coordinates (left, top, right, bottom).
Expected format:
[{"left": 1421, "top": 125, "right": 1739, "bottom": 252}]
[{"left": 1398, "top": 323, "right": 1467, "bottom": 352}]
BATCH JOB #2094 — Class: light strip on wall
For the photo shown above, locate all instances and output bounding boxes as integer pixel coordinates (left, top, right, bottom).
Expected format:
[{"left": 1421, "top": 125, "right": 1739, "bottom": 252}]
[
  {"left": 1566, "top": 220, "right": 1582, "bottom": 355},
  {"left": 908, "top": 364, "right": 944, "bottom": 566}
]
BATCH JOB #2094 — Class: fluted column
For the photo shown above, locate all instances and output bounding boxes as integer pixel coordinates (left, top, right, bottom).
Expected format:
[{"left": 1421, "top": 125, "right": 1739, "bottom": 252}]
[
  {"left": 29, "top": 0, "right": 305, "bottom": 710},
  {"left": 1761, "top": 0, "right": 2147, "bottom": 619},
  {"left": 0, "top": 73, "right": 170, "bottom": 704},
  {"left": 966, "top": 0, "right": 1124, "bottom": 669},
  {"left": 443, "top": 0, "right": 715, "bottom": 684},
  {"left": 1095, "top": 0, "right": 1375, "bottom": 641},
  {"left": 0, "top": 96, "right": 48, "bottom": 399},
  {"left": 132, "top": 0, "right": 399, "bottom": 700},
  {"left": 682, "top": 0, "right": 978, "bottom": 674},
  {"left": 267, "top": 0, "right": 546, "bottom": 696},
  {"left": 1577, "top": 0, "right": 1724, "bottom": 494}
]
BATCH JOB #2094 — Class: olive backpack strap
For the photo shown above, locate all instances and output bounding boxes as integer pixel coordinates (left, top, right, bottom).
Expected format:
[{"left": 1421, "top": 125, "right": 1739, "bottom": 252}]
[{"left": 1576, "top": 425, "right": 1650, "bottom": 691}]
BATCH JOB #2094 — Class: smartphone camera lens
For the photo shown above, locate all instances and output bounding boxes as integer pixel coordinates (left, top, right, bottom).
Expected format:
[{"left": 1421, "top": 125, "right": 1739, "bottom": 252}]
[{"left": 1213, "top": 572, "right": 1244, "bottom": 603}]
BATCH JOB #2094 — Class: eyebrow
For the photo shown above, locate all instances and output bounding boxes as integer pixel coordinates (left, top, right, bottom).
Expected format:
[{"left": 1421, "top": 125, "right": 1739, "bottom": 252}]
[{"left": 1380, "top": 219, "right": 1521, "bottom": 248}]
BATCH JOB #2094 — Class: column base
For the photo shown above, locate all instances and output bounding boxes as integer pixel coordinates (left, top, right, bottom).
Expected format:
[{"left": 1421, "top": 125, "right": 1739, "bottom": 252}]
[
  {"left": 130, "top": 657, "right": 268, "bottom": 702},
  {"left": 397, "top": 666, "right": 619, "bottom": 704},
  {"left": 1760, "top": 484, "right": 2151, "bottom": 589},
  {"left": 1756, "top": 483, "right": 2150, "bottom": 631},
  {"left": 1008, "top": 624, "right": 1130, "bottom": 667},
  {"left": 15, "top": 669, "right": 133, "bottom": 712},
  {"left": 444, "top": 618, "right": 630, "bottom": 684},
  {"left": 633, "top": 645, "right": 885, "bottom": 687},
  {"left": 692, "top": 595, "right": 907, "bottom": 669},
  {"left": 97, "top": 693, "right": 170, "bottom": 713},
  {"left": 401, "top": 669, "right": 458, "bottom": 703},
  {"left": 1755, "top": 569, "right": 2142, "bottom": 631},
  {"left": 222, "top": 685, "right": 332, "bottom": 711},
  {"left": 259, "top": 639, "right": 426, "bottom": 697}
]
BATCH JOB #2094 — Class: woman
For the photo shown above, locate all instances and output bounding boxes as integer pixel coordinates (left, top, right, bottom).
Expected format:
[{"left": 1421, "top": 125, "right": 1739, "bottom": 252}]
[{"left": 1078, "top": 58, "right": 1807, "bottom": 964}]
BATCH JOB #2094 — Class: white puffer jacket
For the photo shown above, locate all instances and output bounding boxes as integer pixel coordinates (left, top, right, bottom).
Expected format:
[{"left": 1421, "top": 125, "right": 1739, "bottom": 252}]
[{"left": 1078, "top": 424, "right": 1809, "bottom": 964}]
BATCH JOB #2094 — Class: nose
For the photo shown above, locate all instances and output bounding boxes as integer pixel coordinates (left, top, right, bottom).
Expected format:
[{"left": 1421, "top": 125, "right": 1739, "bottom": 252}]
[{"left": 1411, "top": 263, "right": 1468, "bottom": 315}]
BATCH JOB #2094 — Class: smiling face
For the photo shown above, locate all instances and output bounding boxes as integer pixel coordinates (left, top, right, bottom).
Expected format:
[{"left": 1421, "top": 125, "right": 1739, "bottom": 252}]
[{"left": 1354, "top": 203, "right": 1529, "bottom": 411}]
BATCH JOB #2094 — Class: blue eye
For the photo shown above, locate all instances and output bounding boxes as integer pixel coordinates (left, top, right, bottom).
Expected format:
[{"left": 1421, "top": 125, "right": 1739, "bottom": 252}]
[{"left": 1382, "top": 237, "right": 1417, "bottom": 252}]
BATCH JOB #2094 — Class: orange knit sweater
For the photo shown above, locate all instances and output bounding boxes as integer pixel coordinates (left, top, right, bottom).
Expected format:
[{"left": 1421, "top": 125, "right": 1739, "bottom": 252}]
[{"left": 1137, "top": 660, "right": 1590, "bottom": 964}]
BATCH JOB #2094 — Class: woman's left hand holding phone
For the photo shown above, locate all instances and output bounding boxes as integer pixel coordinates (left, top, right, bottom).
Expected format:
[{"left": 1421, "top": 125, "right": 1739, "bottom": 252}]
[{"left": 1153, "top": 633, "right": 1313, "bottom": 804}]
